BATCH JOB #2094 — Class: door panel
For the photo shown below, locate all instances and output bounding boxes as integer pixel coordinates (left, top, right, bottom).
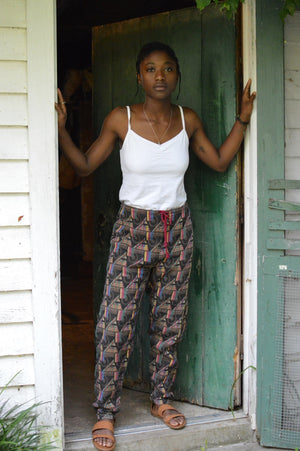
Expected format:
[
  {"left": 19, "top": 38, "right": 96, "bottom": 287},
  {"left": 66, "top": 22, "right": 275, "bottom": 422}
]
[{"left": 93, "top": 6, "right": 239, "bottom": 409}]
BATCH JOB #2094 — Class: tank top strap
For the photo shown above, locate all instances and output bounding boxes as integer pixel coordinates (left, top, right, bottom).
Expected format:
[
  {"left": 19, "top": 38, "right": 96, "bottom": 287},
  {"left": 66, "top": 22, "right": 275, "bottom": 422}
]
[
  {"left": 126, "top": 106, "right": 131, "bottom": 131},
  {"left": 178, "top": 105, "right": 186, "bottom": 131}
]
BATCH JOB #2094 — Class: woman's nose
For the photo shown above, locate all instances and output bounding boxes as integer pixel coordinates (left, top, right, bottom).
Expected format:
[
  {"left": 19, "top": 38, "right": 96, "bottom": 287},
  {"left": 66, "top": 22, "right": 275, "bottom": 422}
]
[{"left": 155, "top": 69, "right": 165, "bottom": 80}]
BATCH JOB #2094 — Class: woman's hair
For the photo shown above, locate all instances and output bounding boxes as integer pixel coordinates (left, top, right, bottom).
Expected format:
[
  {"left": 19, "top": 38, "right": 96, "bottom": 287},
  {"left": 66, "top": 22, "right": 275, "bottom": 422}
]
[{"left": 135, "top": 41, "right": 181, "bottom": 98}]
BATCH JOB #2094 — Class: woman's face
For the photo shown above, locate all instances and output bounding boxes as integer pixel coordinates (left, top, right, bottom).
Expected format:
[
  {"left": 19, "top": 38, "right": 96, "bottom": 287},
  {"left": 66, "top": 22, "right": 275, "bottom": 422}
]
[{"left": 137, "top": 50, "right": 178, "bottom": 99}]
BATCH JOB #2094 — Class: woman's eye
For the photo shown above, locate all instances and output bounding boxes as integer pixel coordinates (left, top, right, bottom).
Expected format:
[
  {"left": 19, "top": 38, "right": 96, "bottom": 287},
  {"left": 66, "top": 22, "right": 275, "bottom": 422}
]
[
  {"left": 165, "top": 67, "right": 173, "bottom": 72},
  {"left": 146, "top": 67, "right": 155, "bottom": 72}
]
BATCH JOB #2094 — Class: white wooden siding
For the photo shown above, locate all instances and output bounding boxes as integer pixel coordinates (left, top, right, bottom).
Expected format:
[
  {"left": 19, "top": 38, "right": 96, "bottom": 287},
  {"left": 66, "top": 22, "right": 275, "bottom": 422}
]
[
  {"left": 284, "top": 11, "right": 300, "bottom": 256},
  {"left": 0, "top": 355, "right": 35, "bottom": 386},
  {"left": 0, "top": 226, "right": 31, "bottom": 259},
  {"left": 0, "top": 61, "right": 27, "bottom": 93},
  {"left": 0, "top": 291, "right": 32, "bottom": 323},
  {"left": 0, "top": 94, "right": 28, "bottom": 125},
  {"left": 0, "top": 0, "right": 34, "bottom": 415},
  {"left": 0, "top": 127, "right": 28, "bottom": 159},
  {"left": 0, "top": 260, "right": 32, "bottom": 291},
  {"left": 0, "top": 0, "right": 26, "bottom": 27},
  {"left": 0, "top": 323, "right": 34, "bottom": 356},
  {"left": 0, "top": 194, "right": 30, "bottom": 226},
  {"left": 26, "top": 0, "right": 63, "bottom": 445},
  {"left": 1, "top": 386, "right": 36, "bottom": 411},
  {"left": 0, "top": 28, "right": 27, "bottom": 61},
  {"left": 0, "top": 161, "right": 29, "bottom": 192},
  {"left": 0, "top": 2, "right": 63, "bottom": 445}
]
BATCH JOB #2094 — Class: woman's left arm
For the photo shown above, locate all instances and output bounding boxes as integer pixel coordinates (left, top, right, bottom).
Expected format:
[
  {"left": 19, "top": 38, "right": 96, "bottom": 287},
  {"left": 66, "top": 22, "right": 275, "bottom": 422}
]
[{"left": 189, "top": 79, "right": 256, "bottom": 172}]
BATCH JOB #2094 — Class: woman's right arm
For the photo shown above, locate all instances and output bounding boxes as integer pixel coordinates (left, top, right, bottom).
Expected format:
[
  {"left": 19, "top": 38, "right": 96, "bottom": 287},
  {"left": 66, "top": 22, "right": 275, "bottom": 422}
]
[{"left": 55, "top": 88, "right": 122, "bottom": 176}]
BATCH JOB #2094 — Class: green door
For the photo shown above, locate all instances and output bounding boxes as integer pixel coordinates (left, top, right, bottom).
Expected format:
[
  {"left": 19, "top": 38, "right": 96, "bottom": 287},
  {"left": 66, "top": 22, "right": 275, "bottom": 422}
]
[
  {"left": 256, "top": 1, "right": 300, "bottom": 448},
  {"left": 92, "top": 6, "right": 240, "bottom": 409}
]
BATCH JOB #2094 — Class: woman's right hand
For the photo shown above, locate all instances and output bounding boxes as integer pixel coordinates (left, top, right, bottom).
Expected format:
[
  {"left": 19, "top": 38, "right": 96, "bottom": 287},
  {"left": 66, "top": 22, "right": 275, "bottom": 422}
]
[{"left": 55, "top": 88, "right": 67, "bottom": 131}]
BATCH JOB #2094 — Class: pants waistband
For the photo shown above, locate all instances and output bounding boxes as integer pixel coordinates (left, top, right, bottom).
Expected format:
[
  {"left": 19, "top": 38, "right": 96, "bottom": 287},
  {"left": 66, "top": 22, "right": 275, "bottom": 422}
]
[{"left": 120, "top": 203, "right": 189, "bottom": 218}]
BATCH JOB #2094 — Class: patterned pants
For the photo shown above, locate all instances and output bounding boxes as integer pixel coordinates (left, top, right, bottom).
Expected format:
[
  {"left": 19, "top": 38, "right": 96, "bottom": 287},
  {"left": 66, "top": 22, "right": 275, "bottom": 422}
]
[{"left": 93, "top": 203, "right": 193, "bottom": 420}]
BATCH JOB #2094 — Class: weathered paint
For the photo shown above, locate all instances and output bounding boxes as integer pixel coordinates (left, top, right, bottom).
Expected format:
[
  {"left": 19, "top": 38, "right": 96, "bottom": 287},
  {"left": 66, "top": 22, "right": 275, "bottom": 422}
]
[
  {"left": 0, "top": 0, "right": 63, "bottom": 447},
  {"left": 241, "top": 0, "right": 258, "bottom": 428},
  {"left": 256, "top": 1, "right": 300, "bottom": 448},
  {"left": 93, "top": 6, "right": 239, "bottom": 409}
]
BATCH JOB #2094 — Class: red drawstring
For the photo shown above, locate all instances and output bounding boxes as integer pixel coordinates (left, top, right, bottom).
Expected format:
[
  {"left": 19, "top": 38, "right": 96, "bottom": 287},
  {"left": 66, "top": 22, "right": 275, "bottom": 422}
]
[{"left": 160, "top": 211, "right": 172, "bottom": 259}]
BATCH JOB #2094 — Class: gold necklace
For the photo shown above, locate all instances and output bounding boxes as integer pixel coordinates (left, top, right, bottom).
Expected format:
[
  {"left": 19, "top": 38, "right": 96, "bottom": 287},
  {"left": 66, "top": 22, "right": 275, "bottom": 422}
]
[{"left": 143, "top": 104, "right": 173, "bottom": 145}]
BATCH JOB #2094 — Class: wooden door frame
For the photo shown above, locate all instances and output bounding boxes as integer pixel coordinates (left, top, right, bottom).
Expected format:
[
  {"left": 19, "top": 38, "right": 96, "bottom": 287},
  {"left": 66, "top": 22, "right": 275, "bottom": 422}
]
[
  {"left": 27, "top": 0, "right": 64, "bottom": 447},
  {"left": 241, "top": 0, "right": 258, "bottom": 430}
]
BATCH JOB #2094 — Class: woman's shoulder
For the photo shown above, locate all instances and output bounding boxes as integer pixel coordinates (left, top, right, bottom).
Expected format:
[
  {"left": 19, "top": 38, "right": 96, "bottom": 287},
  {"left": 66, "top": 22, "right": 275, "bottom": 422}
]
[
  {"left": 179, "top": 106, "right": 203, "bottom": 137},
  {"left": 180, "top": 106, "right": 199, "bottom": 119},
  {"left": 104, "top": 106, "right": 128, "bottom": 126},
  {"left": 181, "top": 106, "right": 202, "bottom": 123}
]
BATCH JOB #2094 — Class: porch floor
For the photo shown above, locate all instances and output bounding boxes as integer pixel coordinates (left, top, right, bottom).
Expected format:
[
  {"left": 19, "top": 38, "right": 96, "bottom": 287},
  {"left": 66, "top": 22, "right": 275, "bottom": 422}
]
[{"left": 62, "top": 276, "right": 255, "bottom": 450}]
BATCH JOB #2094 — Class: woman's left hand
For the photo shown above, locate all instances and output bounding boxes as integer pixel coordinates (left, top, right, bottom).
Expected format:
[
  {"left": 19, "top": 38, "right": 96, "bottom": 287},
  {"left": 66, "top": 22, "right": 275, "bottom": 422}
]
[{"left": 239, "top": 79, "right": 256, "bottom": 123}]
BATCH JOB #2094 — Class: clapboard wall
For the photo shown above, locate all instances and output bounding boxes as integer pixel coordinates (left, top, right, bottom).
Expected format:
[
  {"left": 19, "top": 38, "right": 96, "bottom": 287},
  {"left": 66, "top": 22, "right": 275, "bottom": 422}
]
[
  {"left": 0, "top": 0, "right": 34, "bottom": 404},
  {"left": 0, "top": 0, "right": 63, "bottom": 446}
]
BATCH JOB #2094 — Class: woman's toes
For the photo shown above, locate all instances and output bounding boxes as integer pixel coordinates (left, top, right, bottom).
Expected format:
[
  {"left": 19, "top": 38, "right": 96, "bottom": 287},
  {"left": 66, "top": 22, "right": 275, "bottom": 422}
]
[{"left": 93, "top": 429, "right": 114, "bottom": 448}]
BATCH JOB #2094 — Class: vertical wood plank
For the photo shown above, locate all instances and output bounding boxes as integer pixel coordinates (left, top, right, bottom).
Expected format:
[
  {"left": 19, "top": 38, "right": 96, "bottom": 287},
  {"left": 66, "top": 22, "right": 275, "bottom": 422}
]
[
  {"left": 242, "top": 0, "right": 258, "bottom": 429},
  {"left": 256, "top": 0, "right": 286, "bottom": 446},
  {"left": 26, "top": 0, "right": 63, "bottom": 445}
]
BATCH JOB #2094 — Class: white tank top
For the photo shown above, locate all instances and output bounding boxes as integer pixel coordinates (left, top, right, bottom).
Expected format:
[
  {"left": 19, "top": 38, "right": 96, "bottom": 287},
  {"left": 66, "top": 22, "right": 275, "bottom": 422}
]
[{"left": 119, "top": 105, "right": 189, "bottom": 210}]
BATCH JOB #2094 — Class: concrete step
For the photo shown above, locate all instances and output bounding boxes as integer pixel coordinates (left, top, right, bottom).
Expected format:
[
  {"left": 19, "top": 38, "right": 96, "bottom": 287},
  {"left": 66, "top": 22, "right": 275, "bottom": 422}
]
[
  {"left": 204, "top": 444, "right": 288, "bottom": 451},
  {"left": 65, "top": 410, "right": 254, "bottom": 451}
]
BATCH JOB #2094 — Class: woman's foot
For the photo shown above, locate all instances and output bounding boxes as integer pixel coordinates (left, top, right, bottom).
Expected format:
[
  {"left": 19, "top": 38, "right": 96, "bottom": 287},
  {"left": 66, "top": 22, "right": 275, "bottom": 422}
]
[
  {"left": 92, "top": 419, "right": 115, "bottom": 450},
  {"left": 151, "top": 403, "right": 186, "bottom": 429}
]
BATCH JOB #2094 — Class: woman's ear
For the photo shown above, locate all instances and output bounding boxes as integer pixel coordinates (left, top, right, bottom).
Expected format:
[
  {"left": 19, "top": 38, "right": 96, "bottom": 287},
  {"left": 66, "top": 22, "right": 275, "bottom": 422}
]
[{"left": 137, "top": 72, "right": 142, "bottom": 85}]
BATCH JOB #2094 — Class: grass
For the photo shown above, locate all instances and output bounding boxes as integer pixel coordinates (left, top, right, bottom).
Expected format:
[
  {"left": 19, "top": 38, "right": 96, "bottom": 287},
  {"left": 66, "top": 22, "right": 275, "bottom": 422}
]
[
  {"left": 0, "top": 376, "right": 57, "bottom": 450},
  {"left": 229, "top": 365, "right": 256, "bottom": 417}
]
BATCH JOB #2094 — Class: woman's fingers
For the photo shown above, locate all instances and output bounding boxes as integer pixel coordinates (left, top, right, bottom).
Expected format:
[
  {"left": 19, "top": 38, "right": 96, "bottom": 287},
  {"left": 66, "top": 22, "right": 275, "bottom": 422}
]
[
  {"left": 239, "top": 79, "right": 256, "bottom": 122},
  {"left": 55, "top": 88, "right": 68, "bottom": 130},
  {"left": 243, "top": 79, "right": 256, "bottom": 102},
  {"left": 55, "top": 88, "right": 67, "bottom": 113}
]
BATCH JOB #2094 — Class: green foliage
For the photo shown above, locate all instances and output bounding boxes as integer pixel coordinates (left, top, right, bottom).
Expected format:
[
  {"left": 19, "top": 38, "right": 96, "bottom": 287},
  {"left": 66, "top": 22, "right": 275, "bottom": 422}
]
[
  {"left": 196, "top": 0, "right": 245, "bottom": 18},
  {"left": 196, "top": 0, "right": 300, "bottom": 20},
  {"left": 280, "top": 0, "right": 300, "bottom": 20},
  {"left": 0, "top": 377, "right": 57, "bottom": 450}
]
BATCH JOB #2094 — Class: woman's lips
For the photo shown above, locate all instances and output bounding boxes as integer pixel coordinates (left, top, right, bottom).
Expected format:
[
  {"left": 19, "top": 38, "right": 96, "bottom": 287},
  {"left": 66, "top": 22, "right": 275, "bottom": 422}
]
[{"left": 153, "top": 84, "right": 167, "bottom": 90}]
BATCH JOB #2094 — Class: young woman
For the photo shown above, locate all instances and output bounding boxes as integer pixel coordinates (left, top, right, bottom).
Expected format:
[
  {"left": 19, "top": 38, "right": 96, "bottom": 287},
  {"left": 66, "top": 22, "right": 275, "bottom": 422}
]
[{"left": 56, "top": 41, "right": 256, "bottom": 451}]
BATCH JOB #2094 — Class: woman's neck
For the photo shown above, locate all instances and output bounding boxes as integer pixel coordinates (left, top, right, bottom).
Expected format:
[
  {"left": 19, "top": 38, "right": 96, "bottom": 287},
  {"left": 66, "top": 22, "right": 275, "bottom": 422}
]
[{"left": 143, "top": 98, "right": 172, "bottom": 119}]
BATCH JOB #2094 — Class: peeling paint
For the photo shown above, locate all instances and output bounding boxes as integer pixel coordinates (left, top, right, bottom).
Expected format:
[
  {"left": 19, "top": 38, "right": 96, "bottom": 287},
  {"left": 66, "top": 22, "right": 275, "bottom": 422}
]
[{"left": 41, "top": 428, "right": 63, "bottom": 450}]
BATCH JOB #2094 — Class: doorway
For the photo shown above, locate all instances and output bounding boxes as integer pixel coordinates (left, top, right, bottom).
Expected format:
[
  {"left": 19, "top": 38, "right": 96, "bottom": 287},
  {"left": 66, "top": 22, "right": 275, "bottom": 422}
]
[{"left": 57, "top": 0, "right": 242, "bottom": 441}]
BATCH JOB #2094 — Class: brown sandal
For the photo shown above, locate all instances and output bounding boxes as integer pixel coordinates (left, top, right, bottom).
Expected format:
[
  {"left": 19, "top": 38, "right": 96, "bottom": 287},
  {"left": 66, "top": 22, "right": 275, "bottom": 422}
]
[
  {"left": 151, "top": 403, "right": 186, "bottom": 430},
  {"left": 92, "top": 420, "right": 115, "bottom": 451}
]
